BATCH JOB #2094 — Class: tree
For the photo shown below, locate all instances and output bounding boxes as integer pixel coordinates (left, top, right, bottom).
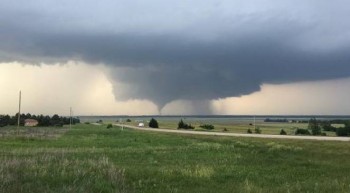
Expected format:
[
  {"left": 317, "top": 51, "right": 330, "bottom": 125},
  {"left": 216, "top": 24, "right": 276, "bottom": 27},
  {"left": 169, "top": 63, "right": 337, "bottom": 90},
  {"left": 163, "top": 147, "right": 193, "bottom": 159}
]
[
  {"left": 308, "top": 118, "right": 321, "bottom": 135},
  {"left": 1, "top": 113, "right": 80, "bottom": 127},
  {"left": 149, "top": 118, "right": 159, "bottom": 128},
  {"left": 51, "top": 114, "right": 63, "bottom": 126},
  {"left": 178, "top": 119, "right": 185, "bottom": 129},
  {"left": 336, "top": 127, "right": 347, "bottom": 136},
  {"left": 25, "top": 113, "right": 32, "bottom": 119},
  {"left": 336, "top": 125, "right": 350, "bottom": 136},
  {"left": 320, "top": 121, "right": 335, "bottom": 132},
  {"left": 41, "top": 116, "right": 51, "bottom": 126},
  {"left": 0, "top": 115, "right": 10, "bottom": 127},
  {"left": 280, "top": 129, "right": 287, "bottom": 135}
]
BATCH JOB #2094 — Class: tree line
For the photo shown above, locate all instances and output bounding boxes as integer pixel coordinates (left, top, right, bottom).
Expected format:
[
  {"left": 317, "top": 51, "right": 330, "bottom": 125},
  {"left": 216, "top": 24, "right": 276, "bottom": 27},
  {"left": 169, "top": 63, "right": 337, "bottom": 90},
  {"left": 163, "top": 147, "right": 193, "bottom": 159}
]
[
  {"left": 299, "top": 118, "right": 350, "bottom": 136},
  {"left": 0, "top": 113, "right": 80, "bottom": 127}
]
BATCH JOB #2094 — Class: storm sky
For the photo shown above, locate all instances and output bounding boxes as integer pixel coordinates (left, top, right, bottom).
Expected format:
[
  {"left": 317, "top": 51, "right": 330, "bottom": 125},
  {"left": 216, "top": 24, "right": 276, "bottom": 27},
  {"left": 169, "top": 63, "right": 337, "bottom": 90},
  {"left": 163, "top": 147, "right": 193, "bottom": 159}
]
[{"left": 1, "top": 0, "right": 350, "bottom": 115}]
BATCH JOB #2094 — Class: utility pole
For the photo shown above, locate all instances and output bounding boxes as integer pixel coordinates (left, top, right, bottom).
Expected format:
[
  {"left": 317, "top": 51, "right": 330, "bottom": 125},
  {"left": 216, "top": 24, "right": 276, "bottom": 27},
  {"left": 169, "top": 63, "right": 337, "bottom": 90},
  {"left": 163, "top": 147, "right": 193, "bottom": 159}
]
[
  {"left": 17, "top": 90, "right": 21, "bottom": 131},
  {"left": 119, "top": 118, "right": 124, "bottom": 131},
  {"left": 70, "top": 107, "right": 72, "bottom": 129},
  {"left": 254, "top": 115, "right": 256, "bottom": 131},
  {"left": 121, "top": 118, "right": 124, "bottom": 131}
]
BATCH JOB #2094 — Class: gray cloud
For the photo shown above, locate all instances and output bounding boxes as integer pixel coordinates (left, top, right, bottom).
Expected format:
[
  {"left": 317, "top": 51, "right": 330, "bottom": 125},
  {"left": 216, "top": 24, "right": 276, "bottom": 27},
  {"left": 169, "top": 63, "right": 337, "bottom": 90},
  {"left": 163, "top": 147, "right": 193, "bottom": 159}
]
[{"left": 1, "top": 0, "right": 350, "bottom": 112}]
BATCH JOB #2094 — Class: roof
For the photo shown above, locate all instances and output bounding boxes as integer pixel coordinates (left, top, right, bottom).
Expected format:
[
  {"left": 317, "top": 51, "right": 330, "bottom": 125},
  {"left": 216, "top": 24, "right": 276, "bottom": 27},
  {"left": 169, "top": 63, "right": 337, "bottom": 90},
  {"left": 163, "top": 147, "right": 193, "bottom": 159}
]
[{"left": 25, "top": 119, "right": 38, "bottom": 123}]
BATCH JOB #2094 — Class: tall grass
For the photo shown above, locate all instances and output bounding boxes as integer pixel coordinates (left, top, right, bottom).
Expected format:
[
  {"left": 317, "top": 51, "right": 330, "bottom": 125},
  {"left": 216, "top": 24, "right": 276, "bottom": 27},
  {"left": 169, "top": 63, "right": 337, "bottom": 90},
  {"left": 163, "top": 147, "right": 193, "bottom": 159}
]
[
  {"left": 0, "top": 127, "right": 67, "bottom": 139},
  {"left": 0, "top": 125, "right": 349, "bottom": 192},
  {"left": 0, "top": 151, "right": 127, "bottom": 193}
]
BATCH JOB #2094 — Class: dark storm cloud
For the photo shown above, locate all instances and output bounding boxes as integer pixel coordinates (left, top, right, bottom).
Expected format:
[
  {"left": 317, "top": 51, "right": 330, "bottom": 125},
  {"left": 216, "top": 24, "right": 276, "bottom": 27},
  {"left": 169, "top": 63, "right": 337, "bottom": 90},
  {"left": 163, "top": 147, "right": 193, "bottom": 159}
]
[{"left": 1, "top": 0, "right": 350, "bottom": 109}]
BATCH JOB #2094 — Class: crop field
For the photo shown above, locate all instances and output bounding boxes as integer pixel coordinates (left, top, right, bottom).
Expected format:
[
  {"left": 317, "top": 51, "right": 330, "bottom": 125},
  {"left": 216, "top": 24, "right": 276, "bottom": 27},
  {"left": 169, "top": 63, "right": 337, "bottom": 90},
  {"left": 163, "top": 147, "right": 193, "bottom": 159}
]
[{"left": 1, "top": 124, "right": 350, "bottom": 193}]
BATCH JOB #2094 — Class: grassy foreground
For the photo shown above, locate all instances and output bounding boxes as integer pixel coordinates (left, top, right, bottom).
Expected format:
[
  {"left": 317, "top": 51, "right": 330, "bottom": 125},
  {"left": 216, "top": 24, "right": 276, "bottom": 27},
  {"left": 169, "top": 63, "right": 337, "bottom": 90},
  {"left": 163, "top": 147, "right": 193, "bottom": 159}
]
[{"left": 0, "top": 124, "right": 350, "bottom": 193}]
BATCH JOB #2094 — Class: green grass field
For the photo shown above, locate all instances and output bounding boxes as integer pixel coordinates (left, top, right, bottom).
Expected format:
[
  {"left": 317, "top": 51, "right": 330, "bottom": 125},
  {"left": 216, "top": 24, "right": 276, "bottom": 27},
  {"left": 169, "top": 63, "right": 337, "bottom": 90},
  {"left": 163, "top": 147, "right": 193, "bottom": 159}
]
[
  {"left": 1, "top": 124, "right": 350, "bottom": 193},
  {"left": 122, "top": 118, "right": 340, "bottom": 136}
]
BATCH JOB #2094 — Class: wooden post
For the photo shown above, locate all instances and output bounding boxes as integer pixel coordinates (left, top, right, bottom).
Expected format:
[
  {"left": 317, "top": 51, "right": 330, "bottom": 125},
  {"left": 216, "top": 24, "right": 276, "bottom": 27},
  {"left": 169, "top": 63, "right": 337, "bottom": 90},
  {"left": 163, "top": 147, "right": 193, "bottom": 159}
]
[
  {"left": 17, "top": 90, "right": 21, "bottom": 131},
  {"left": 254, "top": 116, "right": 256, "bottom": 131},
  {"left": 70, "top": 107, "right": 72, "bottom": 129}
]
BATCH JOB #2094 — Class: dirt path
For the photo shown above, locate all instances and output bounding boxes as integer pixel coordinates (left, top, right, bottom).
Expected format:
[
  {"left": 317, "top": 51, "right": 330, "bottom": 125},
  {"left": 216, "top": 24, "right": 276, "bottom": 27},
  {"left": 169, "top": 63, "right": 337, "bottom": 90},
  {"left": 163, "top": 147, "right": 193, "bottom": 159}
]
[{"left": 114, "top": 124, "right": 350, "bottom": 142}]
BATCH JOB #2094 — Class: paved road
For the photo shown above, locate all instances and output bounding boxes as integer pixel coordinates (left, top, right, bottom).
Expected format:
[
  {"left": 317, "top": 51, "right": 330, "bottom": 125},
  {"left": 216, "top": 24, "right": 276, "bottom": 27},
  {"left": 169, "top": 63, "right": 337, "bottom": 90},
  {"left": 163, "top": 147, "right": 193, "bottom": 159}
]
[{"left": 114, "top": 124, "right": 350, "bottom": 142}]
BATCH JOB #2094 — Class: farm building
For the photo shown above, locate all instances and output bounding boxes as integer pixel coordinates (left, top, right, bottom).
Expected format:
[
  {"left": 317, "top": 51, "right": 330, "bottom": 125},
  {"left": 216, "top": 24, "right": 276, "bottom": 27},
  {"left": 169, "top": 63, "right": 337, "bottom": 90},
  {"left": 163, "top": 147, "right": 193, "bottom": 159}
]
[{"left": 24, "top": 119, "right": 38, "bottom": 127}]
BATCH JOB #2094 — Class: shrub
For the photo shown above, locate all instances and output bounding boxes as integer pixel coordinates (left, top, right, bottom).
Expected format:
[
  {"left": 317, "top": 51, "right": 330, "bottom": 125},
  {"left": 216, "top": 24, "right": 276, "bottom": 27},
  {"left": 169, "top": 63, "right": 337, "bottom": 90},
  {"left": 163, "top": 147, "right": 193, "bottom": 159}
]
[
  {"left": 223, "top": 128, "right": 228, "bottom": 132},
  {"left": 199, "top": 124, "right": 214, "bottom": 130},
  {"left": 336, "top": 127, "right": 349, "bottom": 136},
  {"left": 295, "top": 128, "right": 311, "bottom": 135},
  {"left": 54, "top": 123, "right": 63, "bottom": 127},
  {"left": 178, "top": 119, "right": 194, "bottom": 129},
  {"left": 321, "top": 132, "right": 327, "bottom": 136},
  {"left": 187, "top": 124, "right": 195, "bottom": 129},
  {"left": 321, "top": 121, "right": 336, "bottom": 132},
  {"left": 255, "top": 127, "right": 261, "bottom": 134},
  {"left": 247, "top": 129, "right": 252, "bottom": 134},
  {"left": 84, "top": 122, "right": 90, "bottom": 124},
  {"left": 126, "top": 119, "right": 131, "bottom": 122},
  {"left": 106, "top": 124, "right": 113, "bottom": 129},
  {"left": 149, "top": 118, "right": 159, "bottom": 128},
  {"left": 280, "top": 129, "right": 287, "bottom": 135}
]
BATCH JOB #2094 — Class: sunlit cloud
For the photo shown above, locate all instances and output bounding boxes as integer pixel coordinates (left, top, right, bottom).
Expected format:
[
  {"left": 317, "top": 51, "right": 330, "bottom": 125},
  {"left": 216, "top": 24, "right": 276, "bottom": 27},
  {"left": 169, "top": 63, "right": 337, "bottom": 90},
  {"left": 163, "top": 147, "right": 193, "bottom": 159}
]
[
  {"left": 0, "top": 62, "right": 158, "bottom": 115},
  {"left": 212, "top": 78, "right": 350, "bottom": 115}
]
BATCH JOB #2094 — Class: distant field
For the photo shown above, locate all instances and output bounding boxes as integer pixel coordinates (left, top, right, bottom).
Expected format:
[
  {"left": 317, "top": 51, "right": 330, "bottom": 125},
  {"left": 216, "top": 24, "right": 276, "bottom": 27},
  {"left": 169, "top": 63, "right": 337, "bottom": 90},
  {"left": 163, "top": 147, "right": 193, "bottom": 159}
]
[
  {"left": 115, "top": 118, "right": 340, "bottom": 136},
  {"left": 0, "top": 124, "right": 350, "bottom": 193}
]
